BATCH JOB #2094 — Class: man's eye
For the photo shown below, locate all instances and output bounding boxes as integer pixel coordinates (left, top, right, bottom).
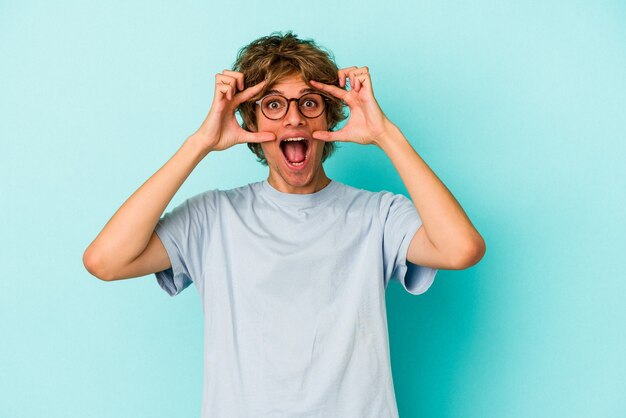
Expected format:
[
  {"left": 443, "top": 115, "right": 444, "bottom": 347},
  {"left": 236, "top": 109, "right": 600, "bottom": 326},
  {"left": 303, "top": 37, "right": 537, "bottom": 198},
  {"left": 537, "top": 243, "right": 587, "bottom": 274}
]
[
  {"left": 267, "top": 101, "right": 282, "bottom": 109},
  {"left": 302, "top": 100, "right": 317, "bottom": 108}
]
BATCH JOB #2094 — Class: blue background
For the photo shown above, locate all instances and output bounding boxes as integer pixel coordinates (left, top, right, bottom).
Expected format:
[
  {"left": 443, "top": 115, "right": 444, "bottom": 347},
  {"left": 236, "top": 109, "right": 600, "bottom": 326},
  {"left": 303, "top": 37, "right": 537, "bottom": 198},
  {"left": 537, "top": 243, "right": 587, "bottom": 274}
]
[{"left": 1, "top": 1, "right": 625, "bottom": 417}]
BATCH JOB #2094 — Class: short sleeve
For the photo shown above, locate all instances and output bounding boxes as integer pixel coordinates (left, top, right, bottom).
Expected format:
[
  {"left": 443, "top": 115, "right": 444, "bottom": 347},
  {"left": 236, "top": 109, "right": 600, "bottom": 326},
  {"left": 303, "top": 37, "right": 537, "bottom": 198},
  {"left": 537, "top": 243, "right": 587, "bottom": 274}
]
[
  {"left": 379, "top": 191, "right": 438, "bottom": 295},
  {"left": 154, "top": 192, "right": 212, "bottom": 297}
]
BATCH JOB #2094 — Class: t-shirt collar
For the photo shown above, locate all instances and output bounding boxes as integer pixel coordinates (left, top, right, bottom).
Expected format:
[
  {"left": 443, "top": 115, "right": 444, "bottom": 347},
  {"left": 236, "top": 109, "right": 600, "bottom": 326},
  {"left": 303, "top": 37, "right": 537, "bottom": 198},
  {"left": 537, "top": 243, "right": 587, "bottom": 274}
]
[{"left": 261, "top": 179, "right": 339, "bottom": 205}]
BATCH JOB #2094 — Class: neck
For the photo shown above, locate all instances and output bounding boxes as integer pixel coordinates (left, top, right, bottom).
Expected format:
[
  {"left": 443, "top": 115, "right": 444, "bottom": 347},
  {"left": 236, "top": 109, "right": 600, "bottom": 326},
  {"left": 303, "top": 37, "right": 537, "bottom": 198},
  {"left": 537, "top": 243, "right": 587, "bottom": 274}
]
[{"left": 267, "top": 170, "right": 331, "bottom": 194}]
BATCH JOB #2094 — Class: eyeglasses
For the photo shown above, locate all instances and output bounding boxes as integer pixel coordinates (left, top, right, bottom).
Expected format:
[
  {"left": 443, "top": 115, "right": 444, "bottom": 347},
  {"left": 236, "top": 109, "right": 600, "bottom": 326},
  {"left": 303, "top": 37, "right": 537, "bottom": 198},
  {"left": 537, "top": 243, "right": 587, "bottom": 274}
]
[{"left": 255, "top": 93, "right": 329, "bottom": 120}]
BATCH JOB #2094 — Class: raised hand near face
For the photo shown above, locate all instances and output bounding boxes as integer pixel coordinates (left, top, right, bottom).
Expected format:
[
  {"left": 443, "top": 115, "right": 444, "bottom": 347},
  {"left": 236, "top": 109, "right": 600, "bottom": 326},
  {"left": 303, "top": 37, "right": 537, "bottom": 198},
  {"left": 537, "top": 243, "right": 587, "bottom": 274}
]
[
  {"left": 193, "top": 70, "right": 275, "bottom": 152},
  {"left": 310, "top": 66, "right": 394, "bottom": 147}
]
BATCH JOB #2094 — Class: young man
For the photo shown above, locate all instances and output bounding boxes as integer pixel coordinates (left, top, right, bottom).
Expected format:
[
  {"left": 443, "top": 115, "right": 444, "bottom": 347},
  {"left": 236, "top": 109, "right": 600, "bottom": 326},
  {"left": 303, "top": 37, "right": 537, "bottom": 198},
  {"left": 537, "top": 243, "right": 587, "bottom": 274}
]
[{"left": 84, "top": 32, "right": 485, "bottom": 417}]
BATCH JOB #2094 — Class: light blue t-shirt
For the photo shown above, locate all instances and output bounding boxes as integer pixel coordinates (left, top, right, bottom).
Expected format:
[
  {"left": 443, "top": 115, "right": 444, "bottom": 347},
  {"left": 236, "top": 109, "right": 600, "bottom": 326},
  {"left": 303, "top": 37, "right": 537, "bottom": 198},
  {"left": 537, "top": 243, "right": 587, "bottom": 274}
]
[{"left": 154, "top": 179, "right": 437, "bottom": 418}]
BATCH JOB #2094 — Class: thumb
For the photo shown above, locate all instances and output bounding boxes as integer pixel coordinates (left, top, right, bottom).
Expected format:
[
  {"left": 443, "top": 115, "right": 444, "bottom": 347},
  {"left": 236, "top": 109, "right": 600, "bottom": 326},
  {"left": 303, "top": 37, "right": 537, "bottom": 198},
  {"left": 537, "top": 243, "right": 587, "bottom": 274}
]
[
  {"left": 312, "top": 129, "right": 345, "bottom": 142},
  {"left": 240, "top": 130, "right": 275, "bottom": 143}
]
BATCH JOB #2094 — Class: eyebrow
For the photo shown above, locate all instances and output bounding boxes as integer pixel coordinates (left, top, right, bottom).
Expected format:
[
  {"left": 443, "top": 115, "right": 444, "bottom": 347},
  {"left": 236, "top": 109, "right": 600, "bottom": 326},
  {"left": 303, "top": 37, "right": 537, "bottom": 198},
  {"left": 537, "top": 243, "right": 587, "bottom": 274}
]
[{"left": 265, "top": 88, "right": 315, "bottom": 95}]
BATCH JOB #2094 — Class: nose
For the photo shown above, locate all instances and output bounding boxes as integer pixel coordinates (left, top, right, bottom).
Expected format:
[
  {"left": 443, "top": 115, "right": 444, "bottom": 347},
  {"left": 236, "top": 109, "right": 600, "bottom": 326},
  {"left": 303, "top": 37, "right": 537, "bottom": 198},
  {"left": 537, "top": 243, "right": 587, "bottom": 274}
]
[{"left": 283, "top": 99, "right": 306, "bottom": 127}]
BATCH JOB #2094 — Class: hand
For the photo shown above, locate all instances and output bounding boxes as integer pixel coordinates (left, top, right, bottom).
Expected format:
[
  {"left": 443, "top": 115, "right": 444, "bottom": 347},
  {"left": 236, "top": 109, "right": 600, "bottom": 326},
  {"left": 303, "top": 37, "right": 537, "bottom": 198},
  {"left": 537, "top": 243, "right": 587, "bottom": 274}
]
[
  {"left": 310, "top": 66, "right": 393, "bottom": 147},
  {"left": 193, "top": 70, "right": 275, "bottom": 152}
]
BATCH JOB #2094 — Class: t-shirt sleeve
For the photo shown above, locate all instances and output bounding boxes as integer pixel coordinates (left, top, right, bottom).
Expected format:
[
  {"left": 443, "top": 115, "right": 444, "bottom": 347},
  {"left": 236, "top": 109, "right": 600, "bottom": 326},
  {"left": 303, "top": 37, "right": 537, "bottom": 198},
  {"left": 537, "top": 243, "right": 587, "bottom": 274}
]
[
  {"left": 379, "top": 191, "right": 438, "bottom": 295},
  {"left": 153, "top": 192, "right": 212, "bottom": 297}
]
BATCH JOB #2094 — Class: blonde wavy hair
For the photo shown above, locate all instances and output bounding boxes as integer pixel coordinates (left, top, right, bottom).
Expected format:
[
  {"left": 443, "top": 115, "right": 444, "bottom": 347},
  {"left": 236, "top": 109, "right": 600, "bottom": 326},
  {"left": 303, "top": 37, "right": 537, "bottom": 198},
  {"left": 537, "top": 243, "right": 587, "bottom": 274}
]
[{"left": 233, "top": 31, "right": 347, "bottom": 165}]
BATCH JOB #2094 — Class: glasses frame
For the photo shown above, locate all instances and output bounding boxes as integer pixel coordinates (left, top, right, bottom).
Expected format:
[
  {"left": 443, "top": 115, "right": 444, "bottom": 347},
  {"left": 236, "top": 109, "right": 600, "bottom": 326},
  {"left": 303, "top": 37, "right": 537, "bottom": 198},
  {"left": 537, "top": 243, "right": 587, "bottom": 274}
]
[{"left": 254, "top": 92, "right": 331, "bottom": 121}]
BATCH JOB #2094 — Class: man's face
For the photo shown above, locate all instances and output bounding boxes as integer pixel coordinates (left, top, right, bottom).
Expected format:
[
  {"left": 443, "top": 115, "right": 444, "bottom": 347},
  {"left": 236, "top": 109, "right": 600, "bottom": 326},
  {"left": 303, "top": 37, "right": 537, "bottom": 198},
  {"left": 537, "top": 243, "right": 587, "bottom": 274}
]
[{"left": 254, "top": 74, "right": 330, "bottom": 194}]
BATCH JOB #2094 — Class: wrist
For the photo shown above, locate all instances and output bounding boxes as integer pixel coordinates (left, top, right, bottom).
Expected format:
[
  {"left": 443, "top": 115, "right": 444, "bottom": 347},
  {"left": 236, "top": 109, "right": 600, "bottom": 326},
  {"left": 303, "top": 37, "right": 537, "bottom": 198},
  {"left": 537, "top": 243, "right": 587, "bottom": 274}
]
[
  {"left": 375, "top": 119, "right": 404, "bottom": 150},
  {"left": 184, "top": 134, "right": 213, "bottom": 161}
]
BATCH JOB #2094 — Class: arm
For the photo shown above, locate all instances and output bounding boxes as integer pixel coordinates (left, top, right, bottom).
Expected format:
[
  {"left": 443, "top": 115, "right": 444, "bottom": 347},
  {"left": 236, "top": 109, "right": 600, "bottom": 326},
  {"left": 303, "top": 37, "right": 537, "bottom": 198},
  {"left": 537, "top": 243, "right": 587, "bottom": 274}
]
[
  {"left": 310, "top": 67, "right": 486, "bottom": 270},
  {"left": 82, "top": 137, "right": 209, "bottom": 281},
  {"left": 377, "top": 123, "right": 486, "bottom": 270},
  {"left": 83, "top": 72, "right": 274, "bottom": 281}
]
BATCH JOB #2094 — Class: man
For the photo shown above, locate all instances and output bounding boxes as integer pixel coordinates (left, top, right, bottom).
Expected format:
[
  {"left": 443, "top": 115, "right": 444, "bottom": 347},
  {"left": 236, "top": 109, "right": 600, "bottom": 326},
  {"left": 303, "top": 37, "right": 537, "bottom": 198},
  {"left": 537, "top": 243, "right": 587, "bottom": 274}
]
[{"left": 84, "top": 32, "right": 485, "bottom": 417}]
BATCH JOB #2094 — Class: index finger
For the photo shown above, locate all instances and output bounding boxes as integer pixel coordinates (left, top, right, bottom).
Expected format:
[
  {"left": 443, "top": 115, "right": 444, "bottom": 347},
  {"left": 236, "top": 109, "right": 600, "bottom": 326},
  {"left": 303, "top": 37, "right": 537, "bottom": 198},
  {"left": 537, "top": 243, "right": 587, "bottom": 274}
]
[
  {"left": 222, "top": 69, "right": 244, "bottom": 91},
  {"left": 309, "top": 80, "right": 348, "bottom": 100},
  {"left": 233, "top": 80, "right": 267, "bottom": 106}
]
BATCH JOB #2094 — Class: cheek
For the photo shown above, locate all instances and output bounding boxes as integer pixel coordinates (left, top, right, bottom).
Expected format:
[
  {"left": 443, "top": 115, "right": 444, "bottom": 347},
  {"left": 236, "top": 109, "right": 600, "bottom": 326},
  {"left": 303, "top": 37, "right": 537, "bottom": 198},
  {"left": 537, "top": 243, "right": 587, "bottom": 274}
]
[
  {"left": 260, "top": 142, "right": 271, "bottom": 156},
  {"left": 255, "top": 116, "right": 279, "bottom": 133},
  {"left": 260, "top": 142, "right": 279, "bottom": 163},
  {"left": 315, "top": 141, "right": 326, "bottom": 155},
  {"left": 315, "top": 116, "right": 329, "bottom": 132}
]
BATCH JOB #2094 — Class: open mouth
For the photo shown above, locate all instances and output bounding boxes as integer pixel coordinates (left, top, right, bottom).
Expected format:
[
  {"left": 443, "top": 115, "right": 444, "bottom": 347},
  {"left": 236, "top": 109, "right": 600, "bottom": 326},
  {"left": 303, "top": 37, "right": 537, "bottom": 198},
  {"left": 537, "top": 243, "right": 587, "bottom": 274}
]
[{"left": 280, "top": 137, "right": 310, "bottom": 168}]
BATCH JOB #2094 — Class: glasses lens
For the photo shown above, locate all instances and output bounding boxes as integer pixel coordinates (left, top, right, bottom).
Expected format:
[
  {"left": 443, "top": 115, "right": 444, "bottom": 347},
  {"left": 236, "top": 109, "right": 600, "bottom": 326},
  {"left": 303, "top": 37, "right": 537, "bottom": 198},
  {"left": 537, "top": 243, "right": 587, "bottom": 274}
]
[
  {"left": 261, "top": 96, "right": 288, "bottom": 119},
  {"left": 298, "top": 94, "right": 325, "bottom": 118}
]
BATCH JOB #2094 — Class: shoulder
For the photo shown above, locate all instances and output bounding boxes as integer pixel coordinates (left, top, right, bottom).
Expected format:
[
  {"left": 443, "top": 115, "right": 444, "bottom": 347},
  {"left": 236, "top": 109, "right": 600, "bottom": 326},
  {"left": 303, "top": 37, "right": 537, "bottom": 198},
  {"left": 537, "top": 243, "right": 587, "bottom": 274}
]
[
  {"left": 173, "top": 185, "right": 245, "bottom": 214},
  {"left": 337, "top": 184, "right": 417, "bottom": 230},
  {"left": 331, "top": 181, "right": 399, "bottom": 217},
  {"left": 197, "top": 182, "right": 268, "bottom": 213},
  {"left": 334, "top": 181, "right": 404, "bottom": 205},
  {"left": 220, "top": 181, "right": 262, "bottom": 202},
  {"left": 333, "top": 180, "right": 379, "bottom": 199}
]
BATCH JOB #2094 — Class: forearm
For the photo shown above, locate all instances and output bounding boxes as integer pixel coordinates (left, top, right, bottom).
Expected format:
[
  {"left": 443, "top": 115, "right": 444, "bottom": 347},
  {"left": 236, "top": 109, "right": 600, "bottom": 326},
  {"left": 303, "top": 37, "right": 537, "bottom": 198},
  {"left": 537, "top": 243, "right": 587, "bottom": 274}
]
[
  {"left": 378, "top": 122, "right": 484, "bottom": 260},
  {"left": 84, "top": 135, "right": 209, "bottom": 273}
]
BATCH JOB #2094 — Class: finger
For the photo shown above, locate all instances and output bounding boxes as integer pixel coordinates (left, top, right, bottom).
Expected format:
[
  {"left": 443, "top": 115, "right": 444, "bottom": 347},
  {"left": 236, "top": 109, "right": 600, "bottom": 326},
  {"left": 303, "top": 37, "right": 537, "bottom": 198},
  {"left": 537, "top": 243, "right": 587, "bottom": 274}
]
[
  {"left": 349, "top": 69, "right": 363, "bottom": 92},
  {"left": 216, "top": 83, "right": 232, "bottom": 101},
  {"left": 312, "top": 129, "right": 348, "bottom": 142},
  {"left": 360, "top": 76, "right": 369, "bottom": 93},
  {"left": 240, "top": 129, "right": 275, "bottom": 143},
  {"left": 355, "top": 75, "right": 368, "bottom": 92},
  {"left": 338, "top": 66, "right": 358, "bottom": 88},
  {"left": 233, "top": 80, "right": 267, "bottom": 107},
  {"left": 215, "top": 74, "right": 236, "bottom": 100},
  {"left": 222, "top": 69, "right": 244, "bottom": 91},
  {"left": 338, "top": 67, "right": 356, "bottom": 87},
  {"left": 309, "top": 80, "right": 347, "bottom": 100},
  {"left": 215, "top": 74, "right": 236, "bottom": 89},
  {"left": 351, "top": 66, "right": 370, "bottom": 91},
  {"left": 352, "top": 71, "right": 360, "bottom": 92},
  {"left": 357, "top": 66, "right": 370, "bottom": 93},
  {"left": 351, "top": 69, "right": 371, "bottom": 93},
  {"left": 339, "top": 66, "right": 358, "bottom": 87}
]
